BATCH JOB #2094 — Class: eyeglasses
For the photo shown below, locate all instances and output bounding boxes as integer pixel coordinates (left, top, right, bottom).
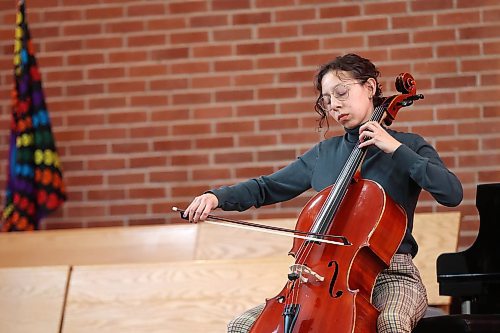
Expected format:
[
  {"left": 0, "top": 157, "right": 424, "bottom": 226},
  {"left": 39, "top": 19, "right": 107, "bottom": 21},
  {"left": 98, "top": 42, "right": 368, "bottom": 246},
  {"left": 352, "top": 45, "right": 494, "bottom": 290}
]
[{"left": 316, "top": 82, "right": 359, "bottom": 111}]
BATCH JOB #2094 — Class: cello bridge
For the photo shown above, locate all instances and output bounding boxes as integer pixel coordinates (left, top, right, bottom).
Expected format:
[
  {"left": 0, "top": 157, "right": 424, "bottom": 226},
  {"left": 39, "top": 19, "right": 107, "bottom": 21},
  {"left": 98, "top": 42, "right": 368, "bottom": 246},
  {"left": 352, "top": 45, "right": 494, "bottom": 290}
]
[{"left": 289, "top": 264, "right": 324, "bottom": 283}]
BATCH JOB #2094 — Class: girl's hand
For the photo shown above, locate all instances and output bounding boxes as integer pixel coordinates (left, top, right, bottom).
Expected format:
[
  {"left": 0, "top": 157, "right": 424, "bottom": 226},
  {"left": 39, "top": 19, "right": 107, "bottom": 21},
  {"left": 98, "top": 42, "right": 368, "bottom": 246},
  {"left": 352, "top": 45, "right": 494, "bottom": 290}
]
[
  {"left": 358, "top": 121, "right": 401, "bottom": 154},
  {"left": 183, "top": 193, "right": 219, "bottom": 223}
]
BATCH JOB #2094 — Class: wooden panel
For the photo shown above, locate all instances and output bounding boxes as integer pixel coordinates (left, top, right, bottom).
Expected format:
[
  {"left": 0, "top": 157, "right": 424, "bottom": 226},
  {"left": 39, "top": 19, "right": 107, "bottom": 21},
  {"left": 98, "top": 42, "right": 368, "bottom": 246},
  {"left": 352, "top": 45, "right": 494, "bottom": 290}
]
[
  {"left": 195, "top": 218, "right": 296, "bottom": 260},
  {"left": 62, "top": 257, "right": 293, "bottom": 333},
  {"left": 413, "top": 212, "right": 461, "bottom": 305},
  {"left": 0, "top": 224, "right": 199, "bottom": 267},
  {"left": 196, "top": 213, "right": 461, "bottom": 306},
  {"left": 0, "top": 266, "right": 69, "bottom": 333}
]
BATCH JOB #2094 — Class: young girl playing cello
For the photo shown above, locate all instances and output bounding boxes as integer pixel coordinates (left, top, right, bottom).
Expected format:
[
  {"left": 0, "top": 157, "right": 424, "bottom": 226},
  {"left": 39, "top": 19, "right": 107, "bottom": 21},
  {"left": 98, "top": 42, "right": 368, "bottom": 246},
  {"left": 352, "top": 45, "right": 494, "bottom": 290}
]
[{"left": 183, "top": 53, "right": 462, "bottom": 333}]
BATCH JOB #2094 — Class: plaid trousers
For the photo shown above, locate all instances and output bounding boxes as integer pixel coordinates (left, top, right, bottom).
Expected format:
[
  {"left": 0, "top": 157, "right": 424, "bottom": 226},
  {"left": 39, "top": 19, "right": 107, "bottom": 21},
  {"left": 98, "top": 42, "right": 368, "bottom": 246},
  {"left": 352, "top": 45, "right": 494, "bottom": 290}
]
[{"left": 227, "top": 253, "right": 428, "bottom": 333}]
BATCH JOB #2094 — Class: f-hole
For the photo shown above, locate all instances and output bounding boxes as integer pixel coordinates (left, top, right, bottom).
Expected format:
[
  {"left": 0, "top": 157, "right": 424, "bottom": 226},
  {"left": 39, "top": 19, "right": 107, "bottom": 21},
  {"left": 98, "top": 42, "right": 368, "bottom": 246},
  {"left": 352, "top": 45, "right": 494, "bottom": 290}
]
[{"left": 328, "top": 260, "right": 343, "bottom": 298}]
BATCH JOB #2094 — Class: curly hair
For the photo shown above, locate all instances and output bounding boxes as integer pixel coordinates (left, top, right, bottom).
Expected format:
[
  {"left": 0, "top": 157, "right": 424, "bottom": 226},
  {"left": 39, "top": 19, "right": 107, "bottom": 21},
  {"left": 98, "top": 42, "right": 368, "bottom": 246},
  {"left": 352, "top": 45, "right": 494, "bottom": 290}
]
[{"left": 314, "top": 53, "right": 383, "bottom": 130}]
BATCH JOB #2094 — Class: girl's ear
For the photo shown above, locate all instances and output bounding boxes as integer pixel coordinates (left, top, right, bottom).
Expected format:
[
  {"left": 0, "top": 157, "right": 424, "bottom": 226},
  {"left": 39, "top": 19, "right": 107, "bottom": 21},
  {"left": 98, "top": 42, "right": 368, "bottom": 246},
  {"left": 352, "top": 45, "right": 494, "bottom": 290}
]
[{"left": 365, "top": 78, "right": 377, "bottom": 97}]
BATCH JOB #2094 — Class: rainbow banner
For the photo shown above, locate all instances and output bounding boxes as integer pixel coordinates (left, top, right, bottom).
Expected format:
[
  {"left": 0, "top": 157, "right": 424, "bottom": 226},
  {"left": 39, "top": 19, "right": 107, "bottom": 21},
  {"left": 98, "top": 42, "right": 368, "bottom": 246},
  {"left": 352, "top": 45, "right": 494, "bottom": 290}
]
[{"left": 1, "top": 1, "right": 66, "bottom": 231}]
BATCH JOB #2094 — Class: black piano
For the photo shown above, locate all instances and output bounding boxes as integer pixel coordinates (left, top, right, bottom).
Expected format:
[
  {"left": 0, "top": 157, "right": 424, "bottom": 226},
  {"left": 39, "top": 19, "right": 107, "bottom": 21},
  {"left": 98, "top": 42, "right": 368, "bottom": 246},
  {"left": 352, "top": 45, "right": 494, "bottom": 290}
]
[
  {"left": 437, "top": 183, "right": 500, "bottom": 314},
  {"left": 413, "top": 183, "right": 500, "bottom": 333}
]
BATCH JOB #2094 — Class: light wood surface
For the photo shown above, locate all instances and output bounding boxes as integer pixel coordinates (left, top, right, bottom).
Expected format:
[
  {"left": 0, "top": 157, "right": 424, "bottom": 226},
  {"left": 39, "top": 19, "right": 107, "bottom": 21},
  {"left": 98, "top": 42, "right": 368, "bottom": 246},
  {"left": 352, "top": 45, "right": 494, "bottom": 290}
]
[
  {"left": 62, "top": 257, "right": 293, "bottom": 333},
  {"left": 0, "top": 224, "right": 198, "bottom": 267},
  {"left": 0, "top": 265, "right": 69, "bottom": 333},
  {"left": 412, "top": 212, "right": 460, "bottom": 305},
  {"left": 195, "top": 218, "right": 296, "bottom": 260}
]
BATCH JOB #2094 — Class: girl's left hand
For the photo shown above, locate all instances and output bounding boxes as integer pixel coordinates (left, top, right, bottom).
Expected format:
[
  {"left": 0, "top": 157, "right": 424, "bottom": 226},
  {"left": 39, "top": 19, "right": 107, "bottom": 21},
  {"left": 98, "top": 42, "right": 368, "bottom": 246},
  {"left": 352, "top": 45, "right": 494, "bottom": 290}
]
[{"left": 358, "top": 121, "right": 402, "bottom": 154}]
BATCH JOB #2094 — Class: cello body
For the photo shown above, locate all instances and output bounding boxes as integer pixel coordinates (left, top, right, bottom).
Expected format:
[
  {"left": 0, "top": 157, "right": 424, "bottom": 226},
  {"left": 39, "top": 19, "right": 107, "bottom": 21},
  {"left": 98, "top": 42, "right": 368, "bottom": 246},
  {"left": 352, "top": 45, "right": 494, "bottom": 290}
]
[{"left": 248, "top": 179, "right": 407, "bottom": 332}]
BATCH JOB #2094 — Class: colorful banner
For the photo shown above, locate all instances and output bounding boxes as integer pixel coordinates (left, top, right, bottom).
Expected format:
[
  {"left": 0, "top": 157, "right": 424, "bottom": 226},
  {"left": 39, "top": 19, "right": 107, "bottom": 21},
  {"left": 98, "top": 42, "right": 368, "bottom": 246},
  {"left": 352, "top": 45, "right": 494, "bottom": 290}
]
[{"left": 1, "top": 1, "right": 66, "bottom": 231}]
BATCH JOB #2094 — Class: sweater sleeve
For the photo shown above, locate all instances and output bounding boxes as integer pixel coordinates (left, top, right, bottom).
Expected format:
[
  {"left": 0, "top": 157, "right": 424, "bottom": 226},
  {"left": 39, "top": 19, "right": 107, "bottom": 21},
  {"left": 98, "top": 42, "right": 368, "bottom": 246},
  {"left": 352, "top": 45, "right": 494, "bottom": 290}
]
[
  {"left": 391, "top": 135, "right": 463, "bottom": 207},
  {"left": 209, "top": 145, "right": 318, "bottom": 212}
]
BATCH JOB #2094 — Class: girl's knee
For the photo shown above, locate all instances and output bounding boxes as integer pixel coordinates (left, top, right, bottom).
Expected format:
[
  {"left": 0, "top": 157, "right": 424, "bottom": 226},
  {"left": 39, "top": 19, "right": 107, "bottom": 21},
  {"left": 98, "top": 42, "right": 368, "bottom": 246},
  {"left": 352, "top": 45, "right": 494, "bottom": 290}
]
[{"left": 377, "top": 310, "right": 412, "bottom": 333}]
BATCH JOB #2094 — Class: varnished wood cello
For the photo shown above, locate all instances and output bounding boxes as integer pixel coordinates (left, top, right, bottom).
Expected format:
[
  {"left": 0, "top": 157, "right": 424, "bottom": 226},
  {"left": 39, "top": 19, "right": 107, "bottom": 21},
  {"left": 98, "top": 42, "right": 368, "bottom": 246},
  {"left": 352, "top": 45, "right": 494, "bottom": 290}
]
[{"left": 245, "top": 73, "right": 424, "bottom": 333}]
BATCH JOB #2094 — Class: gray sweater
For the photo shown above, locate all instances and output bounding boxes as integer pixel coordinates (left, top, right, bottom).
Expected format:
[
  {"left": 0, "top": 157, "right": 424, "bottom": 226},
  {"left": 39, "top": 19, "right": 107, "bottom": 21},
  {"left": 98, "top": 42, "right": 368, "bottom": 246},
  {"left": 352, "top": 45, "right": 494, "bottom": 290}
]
[{"left": 210, "top": 127, "right": 463, "bottom": 257}]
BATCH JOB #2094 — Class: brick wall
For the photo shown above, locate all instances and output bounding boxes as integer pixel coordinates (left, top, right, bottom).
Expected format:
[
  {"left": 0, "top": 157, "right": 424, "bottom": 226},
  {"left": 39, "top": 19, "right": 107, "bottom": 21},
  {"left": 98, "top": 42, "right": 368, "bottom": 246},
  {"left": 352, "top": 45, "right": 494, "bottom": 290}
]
[{"left": 0, "top": 0, "right": 499, "bottom": 249}]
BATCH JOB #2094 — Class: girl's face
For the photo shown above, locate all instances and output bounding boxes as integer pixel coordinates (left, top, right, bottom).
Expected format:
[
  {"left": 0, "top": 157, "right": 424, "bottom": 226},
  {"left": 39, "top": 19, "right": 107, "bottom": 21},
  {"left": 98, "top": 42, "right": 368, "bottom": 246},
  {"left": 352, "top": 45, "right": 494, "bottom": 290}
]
[{"left": 320, "top": 70, "right": 376, "bottom": 129}]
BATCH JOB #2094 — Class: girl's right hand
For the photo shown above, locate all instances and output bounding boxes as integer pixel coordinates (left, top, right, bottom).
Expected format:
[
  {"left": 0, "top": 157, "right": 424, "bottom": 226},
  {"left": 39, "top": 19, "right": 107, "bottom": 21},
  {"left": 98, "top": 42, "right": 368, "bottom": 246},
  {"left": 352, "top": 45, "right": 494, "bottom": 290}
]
[{"left": 183, "top": 193, "right": 219, "bottom": 223}]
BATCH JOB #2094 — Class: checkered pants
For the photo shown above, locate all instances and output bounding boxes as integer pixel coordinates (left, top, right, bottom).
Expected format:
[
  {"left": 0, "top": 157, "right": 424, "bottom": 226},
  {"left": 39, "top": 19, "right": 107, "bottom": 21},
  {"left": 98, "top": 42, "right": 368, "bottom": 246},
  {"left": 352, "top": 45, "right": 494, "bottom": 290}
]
[{"left": 227, "top": 253, "right": 428, "bottom": 333}]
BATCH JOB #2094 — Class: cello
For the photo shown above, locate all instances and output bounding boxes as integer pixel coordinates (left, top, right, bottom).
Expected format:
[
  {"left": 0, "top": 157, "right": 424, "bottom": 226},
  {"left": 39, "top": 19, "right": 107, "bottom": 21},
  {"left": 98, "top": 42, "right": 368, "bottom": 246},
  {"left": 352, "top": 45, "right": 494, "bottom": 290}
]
[{"left": 245, "top": 73, "right": 424, "bottom": 333}]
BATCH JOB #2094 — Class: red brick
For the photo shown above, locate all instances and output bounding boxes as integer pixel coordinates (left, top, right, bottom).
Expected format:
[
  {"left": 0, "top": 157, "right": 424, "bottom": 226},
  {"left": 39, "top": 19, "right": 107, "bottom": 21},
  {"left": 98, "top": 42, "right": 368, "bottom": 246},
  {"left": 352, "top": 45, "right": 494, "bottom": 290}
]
[
  {"left": 193, "top": 168, "right": 231, "bottom": 180},
  {"left": 238, "top": 134, "right": 278, "bottom": 147},
  {"left": 460, "top": 25, "right": 500, "bottom": 40},
  {"left": 189, "top": 15, "right": 228, "bottom": 28},
  {"left": 233, "top": 12, "right": 271, "bottom": 25},
  {"left": 170, "top": 61, "right": 211, "bottom": 74},
  {"left": 195, "top": 137, "right": 234, "bottom": 149},
  {"left": 85, "top": 7, "right": 123, "bottom": 20},
  {"left": 459, "top": 89, "right": 499, "bottom": 103},
  {"left": 193, "top": 106, "right": 233, "bottom": 119},
  {"left": 216, "top": 121, "right": 255, "bottom": 133},
  {"left": 105, "top": 20, "right": 144, "bottom": 33},
  {"left": 63, "top": 23, "right": 102, "bottom": 36},
  {"left": 216, "top": 89, "right": 254, "bottom": 102},
  {"left": 128, "top": 34, "right": 166, "bottom": 47},
  {"left": 88, "top": 158, "right": 126, "bottom": 170},
  {"left": 347, "top": 18, "right": 388, "bottom": 32},
  {"left": 255, "top": 0, "right": 295, "bottom": 6},
  {"left": 194, "top": 45, "right": 233, "bottom": 57},
  {"left": 258, "top": 25, "right": 299, "bottom": 39},
  {"left": 275, "top": 8, "right": 315, "bottom": 22},
  {"left": 212, "top": 0, "right": 250, "bottom": 10},
  {"left": 436, "top": 106, "right": 481, "bottom": 120},
  {"left": 234, "top": 73, "right": 274, "bottom": 86},
  {"left": 84, "top": 37, "right": 123, "bottom": 49},
  {"left": 436, "top": 138, "right": 479, "bottom": 152},
  {"left": 129, "top": 187, "right": 165, "bottom": 199},
  {"left": 320, "top": 5, "right": 361, "bottom": 18},
  {"left": 258, "top": 149, "right": 297, "bottom": 162},
  {"left": 413, "top": 29, "right": 455, "bottom": 43},
  {"left": 411, "top": 0, "right": 453, "bottom": 11},
  {"left": 437, "top": 11, "right": 480, "bottom": 25},
  {"left": 461, "top": 58, "right": 500, "bottom": 72},
  {"left": 169, "top": 1, "right": 208, "bottom": 14},
  {"left": 458, "top": 120, "right": 500, "bottom": 135},
  {"left": 213, "top": 28, "right": 252, "bottom": 41},
  {"left": 235, "top": 166, "right": 275, "bottom": 178},
  {"left": 130, "top": 156, "right": 167, "bottom": 168},
  {"left": 214, "top": 59, "right": 253, "bottom": 72},
  {"left": 214, "top": 152, "right": 253, "bottom": 164},
  {"left": 151, "top": 48, "right": 189, "bottom": 60},
  {"left": 153, "top": 139, "right": 192, "bottom": 151},
  {"left": 108, "top": 173, "right": 145, "bottom": 185},
  {"left": 127, "top": 3, "right": 166, "bottom": 16},
  {"left": 257, "top": 56, "right": 297, "bottom": 69},
  {"left": 112, "top": 142, "right": 150, "bottom": 153},
  {"left": 150, "top": 171, "right": 189, "bottom": 182},
  {"left": 413, "top": 124, "right": 455, "bottom": 137},
  {"left": 365, "top": 2, "right": 407, "bottom": 14},
  {"left": 110, "top": 204, "right": 147, "bottom": 216},
  {"left": 88, "top": 189, "right": 126, "bottom": 201},
  {"left": 172, "top": 124, "right": 212, "bottom": 136},
  {"left": 280, "top": 39, "right": 319, "bottom": 53},
  {"left": 237, "top": 42, "right": 275, "bottom": 55},
  {"left": 170, "top": 31, "right": 208, "bottom": 44},
  {"left": 69, "top": 144, "right": 108, "bottom": 156},
  {"left": 147, "top": 18, "right": 186, "bottom": 31},
  {"left": 435, "top": 75, "right": 477, "bottom": 89},
  {"left": 392, "top": 14, "right": 433, "bottom": 29}
]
